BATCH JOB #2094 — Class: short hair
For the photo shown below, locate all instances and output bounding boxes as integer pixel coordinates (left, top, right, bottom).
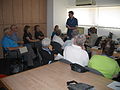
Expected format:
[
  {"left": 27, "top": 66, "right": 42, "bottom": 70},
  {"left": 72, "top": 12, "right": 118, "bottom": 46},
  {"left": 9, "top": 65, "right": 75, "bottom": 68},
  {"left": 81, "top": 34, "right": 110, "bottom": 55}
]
[
  {"left": 3, "top": 27, "right": 11, "bottom": 34},
  {"left": 68, "top": 11, "right": 74, "bottom": 15},
  {"left": 23, "top": 25, "right": 30, "bottom": 33},
  {"left": 34, "top": 25, "right": 40, "bottom": 31},
  {"left": 71, "top": 30, "right": 79, "bottom": 38},
  {"left": 42, "top": 38, "right": 51, "bottom": 47},
  {"left": 101, "top": 39, "right": 115, "bottom": 56},
  {"left": 74, "top": 34, "right": 86, "bottom": 46},
  {"left": 10, "top": 24, "right": 17, "bottom": 30},
  {"left": 55, "top": 29, "right": 61, "bottom": 36}
]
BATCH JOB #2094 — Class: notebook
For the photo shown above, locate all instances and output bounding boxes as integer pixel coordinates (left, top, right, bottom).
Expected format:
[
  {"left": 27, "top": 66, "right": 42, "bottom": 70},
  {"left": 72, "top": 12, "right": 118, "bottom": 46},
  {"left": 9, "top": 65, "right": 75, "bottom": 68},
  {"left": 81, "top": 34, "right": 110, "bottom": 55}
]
[{"left": 19, "top": 46, "right": 28, "bottom": 54}]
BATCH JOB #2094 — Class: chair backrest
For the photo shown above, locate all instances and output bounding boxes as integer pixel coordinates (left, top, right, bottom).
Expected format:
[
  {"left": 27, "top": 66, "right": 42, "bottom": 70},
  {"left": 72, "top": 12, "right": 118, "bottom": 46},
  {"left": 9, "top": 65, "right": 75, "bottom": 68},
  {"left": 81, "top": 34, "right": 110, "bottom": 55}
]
[
  {"left": 85, "top": 66, "right": 104, "bottom": 76},
  {"left": 59, "top": 59, "right": 72, "bottom": 64},
  {"left": 36, "top": 48, "right": 42, "bottom": 64},
  {"left": 2, "top": 47, "right": 7, "bottom": 59},
  {"left": 94, "top": 36, "right": 102, "bottom": 46},
  {"left": 51, "top": 41, "right": 63, "bottom": 55}
]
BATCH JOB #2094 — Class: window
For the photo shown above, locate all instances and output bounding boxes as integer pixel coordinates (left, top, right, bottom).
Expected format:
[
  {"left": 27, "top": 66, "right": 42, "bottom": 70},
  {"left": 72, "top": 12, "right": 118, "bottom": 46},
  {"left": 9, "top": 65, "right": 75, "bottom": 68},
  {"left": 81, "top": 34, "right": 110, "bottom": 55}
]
[{"left": 67, "top": 6, "right": 120, "bottom": 28}]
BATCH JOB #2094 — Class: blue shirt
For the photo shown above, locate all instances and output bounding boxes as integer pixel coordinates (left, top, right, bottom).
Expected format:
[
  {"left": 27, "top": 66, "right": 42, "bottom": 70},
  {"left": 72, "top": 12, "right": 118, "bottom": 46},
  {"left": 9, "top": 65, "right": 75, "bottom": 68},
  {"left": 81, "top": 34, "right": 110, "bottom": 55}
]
[
  {"left": 11, "top": 32, "right": 19, "bottom": 42},
  {"left": 66, "top": 17, "right": 78, "bottom": 30},
  {"left": 2, "top": 35, "right": 19, "bottom": 51}
]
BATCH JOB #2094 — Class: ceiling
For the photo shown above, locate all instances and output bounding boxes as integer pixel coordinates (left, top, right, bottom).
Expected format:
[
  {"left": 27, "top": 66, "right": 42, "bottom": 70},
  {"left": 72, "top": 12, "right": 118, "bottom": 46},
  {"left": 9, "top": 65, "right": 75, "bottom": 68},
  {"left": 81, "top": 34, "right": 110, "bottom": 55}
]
[{"left": 68, "top": 0, "right": 120, "bottom": 7}]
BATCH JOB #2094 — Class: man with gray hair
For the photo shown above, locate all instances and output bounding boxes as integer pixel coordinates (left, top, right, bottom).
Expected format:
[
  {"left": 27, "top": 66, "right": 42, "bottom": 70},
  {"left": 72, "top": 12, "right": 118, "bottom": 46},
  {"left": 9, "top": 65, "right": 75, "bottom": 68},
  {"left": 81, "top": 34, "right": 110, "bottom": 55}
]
[
  {"left": 63, "top": 34, "right": 89, "bottom": 66},
  {"left": 2, "top": 27, "right": 36, "bottom": 68},
  {"left": 62, "top": 30, "right": 79, "bottom": 49},
  {"left": 10, "top": 24, "right": 19, "bottom": 42},
  {"left": 39, "top": 38, "right": 54, "bottom": 65}
]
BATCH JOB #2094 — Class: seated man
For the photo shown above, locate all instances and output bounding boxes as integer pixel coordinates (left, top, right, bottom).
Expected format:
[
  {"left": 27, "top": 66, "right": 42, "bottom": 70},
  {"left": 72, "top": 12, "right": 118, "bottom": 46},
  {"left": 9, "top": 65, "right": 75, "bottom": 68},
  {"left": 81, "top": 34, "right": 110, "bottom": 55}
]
[
  {"left": 63, "top": 34, "right": 89, "bottom": 67},
  {"left": 1, "top": 27, "right": 36, "bottom": 68},
  {"left": 39, "top": 38, "right": 54, "bottom": 65},
  {"left": 10, "top": 24, "right": 19, "bottom": 42},
  {"left": 88, "top": 39, "right": 120, "bottom": 79},
  {"left": 62, "top": 30, "right": 79, "bottom": 49}
]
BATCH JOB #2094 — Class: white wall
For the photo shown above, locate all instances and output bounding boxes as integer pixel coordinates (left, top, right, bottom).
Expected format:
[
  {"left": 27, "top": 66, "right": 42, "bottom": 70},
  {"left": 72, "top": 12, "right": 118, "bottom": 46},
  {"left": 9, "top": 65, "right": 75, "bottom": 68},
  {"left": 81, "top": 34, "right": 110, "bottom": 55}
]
[
  {"left": 53, "top": 0, "right": 68, "bottom": 33},
  {"left": 47, "top": 0, "right": 54, "bottom": 38},
  {"left": 47, "top": 0, "right": 68, "bottom": 37},
  {"left": 47, "top": 0, "right": 120, "bottom": 38}
]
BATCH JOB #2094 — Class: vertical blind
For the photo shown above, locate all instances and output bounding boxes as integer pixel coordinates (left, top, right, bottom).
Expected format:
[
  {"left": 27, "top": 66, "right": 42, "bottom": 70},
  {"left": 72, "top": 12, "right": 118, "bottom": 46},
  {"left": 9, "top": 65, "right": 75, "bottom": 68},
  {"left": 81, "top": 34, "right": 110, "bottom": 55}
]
[{"left": 67, "top": 6, "right": 120, "bottom": 28}]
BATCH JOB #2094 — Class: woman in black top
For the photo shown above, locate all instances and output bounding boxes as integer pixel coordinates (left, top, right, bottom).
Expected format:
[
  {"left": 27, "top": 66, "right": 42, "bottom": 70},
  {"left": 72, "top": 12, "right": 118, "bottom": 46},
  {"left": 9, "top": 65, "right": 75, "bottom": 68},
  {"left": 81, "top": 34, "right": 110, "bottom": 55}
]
[
  {"left": 23, "top": 25, "right": 32, "bottom": 44},
  {"left": 23, "top": 25, "right": 39, "bottom": 44},
  {"left": 34, "top": 25, "right": 44, "bottom": 41}
]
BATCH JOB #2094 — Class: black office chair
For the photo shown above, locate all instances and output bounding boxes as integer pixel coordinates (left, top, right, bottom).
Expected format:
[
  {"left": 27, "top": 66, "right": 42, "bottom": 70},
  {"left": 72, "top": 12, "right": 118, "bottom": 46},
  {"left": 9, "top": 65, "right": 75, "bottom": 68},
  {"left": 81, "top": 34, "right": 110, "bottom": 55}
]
[
  {"left": 36, "top": 48, "right": 43, "bottom": 65},
  {"left": 85, "top": 66, "right": 104, "bottom": 76},
  {"left": 2, "top": 47, "right": 23, "bottom": 74},
  {"left": 51, "top": 41, "right": 63, "bottom": 55}
]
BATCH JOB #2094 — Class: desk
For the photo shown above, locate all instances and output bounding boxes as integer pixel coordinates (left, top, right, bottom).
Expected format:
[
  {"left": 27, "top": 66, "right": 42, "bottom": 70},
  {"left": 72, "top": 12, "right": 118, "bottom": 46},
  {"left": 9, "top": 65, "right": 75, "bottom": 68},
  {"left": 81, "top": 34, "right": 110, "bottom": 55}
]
[
  {"left": 0, "top": 62, "right": 113, "bottom": 90},
  {"left": 91, "top": 48, "right": 120, "bottom": 58}
]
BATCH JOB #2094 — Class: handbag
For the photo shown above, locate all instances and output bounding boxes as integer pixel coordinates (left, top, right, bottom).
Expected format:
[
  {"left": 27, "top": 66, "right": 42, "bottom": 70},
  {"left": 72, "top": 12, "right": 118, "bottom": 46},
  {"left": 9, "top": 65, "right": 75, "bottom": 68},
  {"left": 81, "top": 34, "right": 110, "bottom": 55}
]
[
  {"left": 70, "top": 63, "right": 89, "bottom": 73},
  {"left": 67, "top": 80, "right": 94, "bottom": 90}
]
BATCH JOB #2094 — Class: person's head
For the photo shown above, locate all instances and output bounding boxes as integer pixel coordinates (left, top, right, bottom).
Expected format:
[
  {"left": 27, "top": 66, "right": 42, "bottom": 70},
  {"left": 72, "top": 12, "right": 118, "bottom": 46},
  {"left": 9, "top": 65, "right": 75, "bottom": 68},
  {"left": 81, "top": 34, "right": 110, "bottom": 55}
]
[
  {"left": 42, "top": 38, "right": 51, "bottom": 48},
  {"left": 71, "top": 30, "right": 79, "bottom": 38},
  {"left": 101, "top": 39, "right": 115, "bottom": 56},
  {"left": 23, "top": 25, "right": 31, "bottom": 33},
  {"left": 73, "top": 34, "right": 86, "bottom": 47},
  {"left": 34, "top": 25, "right": 40, "bottom": 32},
  {"left": 55, "top": 29, "right": 61, "bottom": 36},
  {"left": 10, "top": 24, "right": 18, "bottom": 32},
  {"left": 68, "top": 11, "right": 74, "bottom": 18},
  {"left": 3, "top": 27, "right": 13, "bottom": 36},
  {"left": 54, "top": 25, "right": 59, "bottom": 31}
]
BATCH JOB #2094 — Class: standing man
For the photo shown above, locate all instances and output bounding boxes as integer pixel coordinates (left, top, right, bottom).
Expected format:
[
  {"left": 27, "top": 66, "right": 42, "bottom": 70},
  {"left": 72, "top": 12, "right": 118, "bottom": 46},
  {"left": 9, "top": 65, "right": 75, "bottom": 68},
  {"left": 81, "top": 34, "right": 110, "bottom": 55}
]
[{"left": 66, "top": 11, "right": 78, "bottom": 39}]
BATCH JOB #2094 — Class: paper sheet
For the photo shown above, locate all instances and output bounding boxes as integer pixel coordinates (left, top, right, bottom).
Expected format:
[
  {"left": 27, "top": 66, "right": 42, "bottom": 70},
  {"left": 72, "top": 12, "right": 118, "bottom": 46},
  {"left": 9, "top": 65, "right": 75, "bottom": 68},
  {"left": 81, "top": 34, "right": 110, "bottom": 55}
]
[
  {"left": 107, "top": 81, "right": 120, "bottom": 90},
  {"left": 19, "top": 46, "right": 28, "bottom": 54}
]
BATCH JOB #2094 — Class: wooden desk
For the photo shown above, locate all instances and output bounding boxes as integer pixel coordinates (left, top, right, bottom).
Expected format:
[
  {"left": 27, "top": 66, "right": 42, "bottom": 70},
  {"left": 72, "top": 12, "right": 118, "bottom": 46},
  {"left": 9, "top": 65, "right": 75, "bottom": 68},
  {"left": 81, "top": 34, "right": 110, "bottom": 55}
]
[
  {"left": 91, "top": 48, "right": 120, "bottom": 58},
  {"left": 0, "top": 62, "right": 113, "bottom": 90}
]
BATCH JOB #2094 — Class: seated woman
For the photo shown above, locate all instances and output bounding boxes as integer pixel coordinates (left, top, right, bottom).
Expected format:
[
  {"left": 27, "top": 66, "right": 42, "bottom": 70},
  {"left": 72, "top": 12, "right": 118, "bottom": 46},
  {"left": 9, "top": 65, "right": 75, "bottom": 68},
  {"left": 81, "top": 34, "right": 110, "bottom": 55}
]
[
  {"left": 23, "top": 25, "right": 39, "bottom": 44},
  {"left": 88, "top": 38, "right": 120, "bottom": 79},
  {"left": 23, "top": 25, "right": 41, "bottom": 49},
  {"left": 51, "top": 25, "right": 60, "bottom": 40},
  {"left": 34, "top": 25, "right": 44, "bottom": 40},
  {"left": 52, "top": 29, "right": 64, "bottom": 46}
]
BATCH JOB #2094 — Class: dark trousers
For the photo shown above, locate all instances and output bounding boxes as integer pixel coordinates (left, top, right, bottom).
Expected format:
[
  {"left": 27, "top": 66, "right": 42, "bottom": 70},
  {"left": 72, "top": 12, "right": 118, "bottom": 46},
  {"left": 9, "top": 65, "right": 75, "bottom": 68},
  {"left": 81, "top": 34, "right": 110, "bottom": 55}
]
[
  {"left": 6, "top": 45, "right": 36, "bottom": 66},
  {"left": 67, "top": 29, "right": 73, "bottom": 40}
]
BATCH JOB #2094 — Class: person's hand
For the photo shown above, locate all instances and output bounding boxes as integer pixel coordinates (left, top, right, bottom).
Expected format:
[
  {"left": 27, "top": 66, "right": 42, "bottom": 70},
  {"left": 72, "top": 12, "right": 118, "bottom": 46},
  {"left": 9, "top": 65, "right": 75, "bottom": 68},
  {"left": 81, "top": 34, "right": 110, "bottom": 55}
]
[
  {"left": 19, "top": 46, "right": 24, "bottom": 48},
  {"left": 48, "top": 45, "right": 53, "bottom": 51},
  {"left": 66, "top": 25, "right": 71, "bottom": 29}
]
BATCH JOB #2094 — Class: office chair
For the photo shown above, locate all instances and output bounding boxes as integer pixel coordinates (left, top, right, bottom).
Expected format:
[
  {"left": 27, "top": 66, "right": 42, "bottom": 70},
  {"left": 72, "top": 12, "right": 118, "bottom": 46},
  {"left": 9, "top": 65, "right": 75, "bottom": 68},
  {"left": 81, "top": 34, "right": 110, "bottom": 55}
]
[
  {"left": 2, "top": 47, "right": 23, "bottom": 74},
  {"left": 35, "top": 48, "right": 43, "bottom": 66},
  {"left": 51, "top": 41, "right": 63, "bottom": 55}
]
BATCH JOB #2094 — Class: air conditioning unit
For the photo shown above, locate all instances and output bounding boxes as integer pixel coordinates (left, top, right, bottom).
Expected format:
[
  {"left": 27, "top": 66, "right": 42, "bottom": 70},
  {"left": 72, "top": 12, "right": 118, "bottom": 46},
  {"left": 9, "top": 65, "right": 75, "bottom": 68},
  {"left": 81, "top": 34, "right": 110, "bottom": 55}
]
[{"left": 76, "top": 0, "right": 96, "bottom": 6}]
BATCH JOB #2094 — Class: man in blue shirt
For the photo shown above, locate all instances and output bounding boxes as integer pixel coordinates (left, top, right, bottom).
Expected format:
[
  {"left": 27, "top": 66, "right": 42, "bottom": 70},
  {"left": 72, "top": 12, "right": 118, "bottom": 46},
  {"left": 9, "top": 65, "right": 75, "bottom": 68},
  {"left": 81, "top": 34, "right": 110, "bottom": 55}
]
[
  {"left": 2, "top": 27, "right": 21, "bottom": 51},
  {"left": 10, "top": 24, "right": 20, "bottom": 42},
  {"left": 2, "top": 27, "right": 36, "bottom": 67},
  {"left": 66, "top": 11, "right": 78, "bottom": 39}
]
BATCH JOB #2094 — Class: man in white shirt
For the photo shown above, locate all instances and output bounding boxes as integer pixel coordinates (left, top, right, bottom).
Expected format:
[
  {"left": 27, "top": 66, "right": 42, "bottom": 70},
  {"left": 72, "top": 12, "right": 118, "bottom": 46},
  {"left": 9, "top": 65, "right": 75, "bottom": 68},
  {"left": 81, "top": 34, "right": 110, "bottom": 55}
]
[
  {"left": 62, "top": 30, "right": 79, "bottom": 49},
  {"left": 63, "top": 34, "right": 89, "bottom": 66}
]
